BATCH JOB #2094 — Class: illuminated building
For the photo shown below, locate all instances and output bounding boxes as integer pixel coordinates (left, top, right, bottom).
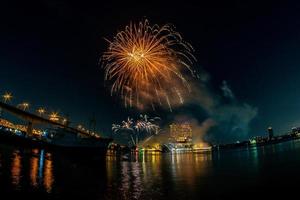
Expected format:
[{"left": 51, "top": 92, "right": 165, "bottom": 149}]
[{"left": 169, "top": 123, "right": 192, "bottom": 143}]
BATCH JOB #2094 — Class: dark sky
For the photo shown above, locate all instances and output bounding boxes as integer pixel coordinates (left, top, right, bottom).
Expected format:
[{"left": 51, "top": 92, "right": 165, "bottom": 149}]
[{"left": 1, "top": 0, "right": 300, "bottom": 140}]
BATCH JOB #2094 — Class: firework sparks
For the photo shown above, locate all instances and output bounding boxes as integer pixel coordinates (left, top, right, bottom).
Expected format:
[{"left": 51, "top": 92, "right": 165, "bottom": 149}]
[
  {"left": 102, "top": 19, "right": 196, "bottom": 110},
  {"left": 112, "top": 115, "right": 160, "bottom": 146}
]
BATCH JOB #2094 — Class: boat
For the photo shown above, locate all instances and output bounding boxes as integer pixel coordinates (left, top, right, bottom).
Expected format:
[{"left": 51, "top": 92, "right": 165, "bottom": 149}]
[
  {"left": 162, "top": 142, "right": 212, "bottom": 153},
  {"left": 192, "top": 146, "right": 212, "bottom": 153}
]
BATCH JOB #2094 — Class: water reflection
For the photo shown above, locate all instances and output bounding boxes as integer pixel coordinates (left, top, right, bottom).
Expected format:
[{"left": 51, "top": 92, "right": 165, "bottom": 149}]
[
  {"left": 5, "top": 147, "right": 54, "bottom": 193},
  {"left": 106, "top": 153, "right": 116, "bottom": 188},
  {"left": 170, "top": 153, "right": 212, "bottom": 189},
  {"left": 246, "top": 146, "right": 259, "bottom": 167},
  {"left": 105, "top": 152, "right": 213, "bottom": 199},
  {"left": 44, "top": 153, "right": 54, "bottom": 193},
  {"left": 120, "top": 162, "right": 130, "bottom": 199},
  {"left": 11, "top": 150, "right": 21, "bottom": 188},
  {"left": 130, "top": 162, "right": 142, "bottom": 199},
  {"left": 30, "top": 151, "right": 39, "bottom": 187},
  {"left": 2, "top": 140, "right": 300, "bottom": 199}
]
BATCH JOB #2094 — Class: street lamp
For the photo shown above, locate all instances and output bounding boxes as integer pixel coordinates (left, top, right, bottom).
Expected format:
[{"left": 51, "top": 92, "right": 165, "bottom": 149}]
[
  {"left": 0, "top": 92, "right": 13, "bottom": 118},
  {"left": 2, "top": 92, "right": 13, "bottom": 103},
  {"left": 62, "top": 118, "right": 68, "bottom": 125},
  {"left": 37, "top": 107, "right": 46, "bottom": 116},
  {"left": 49, "top": 112, "right": 59, "bottom": 122},
  {"left": 19, "top": 102, "right": 30, "bottom": 111}
]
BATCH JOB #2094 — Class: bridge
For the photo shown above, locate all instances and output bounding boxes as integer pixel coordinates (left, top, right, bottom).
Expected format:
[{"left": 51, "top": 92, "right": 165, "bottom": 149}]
[{"left": 0, "top": 101, "right": 94, "bottom": 138}]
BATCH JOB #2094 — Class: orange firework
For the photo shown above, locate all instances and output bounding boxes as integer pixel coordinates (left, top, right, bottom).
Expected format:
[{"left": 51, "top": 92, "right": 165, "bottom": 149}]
[{"left": 101, "top": 19, "right": 196, "bottom": 110}]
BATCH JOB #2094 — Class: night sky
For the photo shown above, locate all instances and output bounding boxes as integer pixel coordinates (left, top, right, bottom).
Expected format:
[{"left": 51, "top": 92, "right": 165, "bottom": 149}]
[{"left": 1, "top": 1, "right": 300, "bottom": 142}]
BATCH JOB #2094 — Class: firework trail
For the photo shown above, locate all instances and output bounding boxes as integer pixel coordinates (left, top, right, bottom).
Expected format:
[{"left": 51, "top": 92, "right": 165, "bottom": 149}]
[{"left": 102, "top": 19, "right": 196, "bottom": 110}]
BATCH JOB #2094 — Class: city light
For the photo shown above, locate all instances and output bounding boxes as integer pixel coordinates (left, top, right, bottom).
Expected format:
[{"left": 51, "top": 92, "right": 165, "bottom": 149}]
[
  {"left": 18, "top": 102, "right": 30, "bottom": 111},
  {"left": 49, "top": 112, "right": 59, "bottom": 122},
  {"left": 37, "top": 108, "right": 46, "bottom": 116},
  {"left": 77, "top": 124, "right": 83, "bottom": 130},
  {"left": 62, "top": 118, "right": 68, "bottom": 125},
  {"left": 2, "top": 92, "right": 13, "bottom": 103}
]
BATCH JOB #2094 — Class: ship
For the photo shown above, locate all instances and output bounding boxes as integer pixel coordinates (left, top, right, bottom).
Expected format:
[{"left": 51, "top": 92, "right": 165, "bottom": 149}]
[{"left": 162, "top": 142, "right": 212, "bottom": 153}]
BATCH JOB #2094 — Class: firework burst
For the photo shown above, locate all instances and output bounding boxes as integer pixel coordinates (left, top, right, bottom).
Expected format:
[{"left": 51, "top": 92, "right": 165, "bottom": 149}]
[
  {"left": 102, "top": 19, "right": 196, "bottom": 110},
  {"left": 112, "top": 115, "right": 160, "bottom": 146}
]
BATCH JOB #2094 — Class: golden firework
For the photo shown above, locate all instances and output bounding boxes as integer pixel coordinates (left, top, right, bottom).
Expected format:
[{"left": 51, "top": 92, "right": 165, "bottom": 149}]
[{"left": 102, "top": 19, "right": 196, "bottom": 110}]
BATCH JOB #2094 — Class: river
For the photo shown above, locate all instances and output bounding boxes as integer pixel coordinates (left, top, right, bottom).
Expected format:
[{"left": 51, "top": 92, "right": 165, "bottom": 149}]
[{"left": 1, "top": 140, "right": 300, "bottom": 199}]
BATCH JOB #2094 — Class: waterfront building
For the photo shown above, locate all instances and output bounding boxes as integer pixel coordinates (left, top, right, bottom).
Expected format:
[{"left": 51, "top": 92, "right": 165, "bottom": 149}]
[
  {"left": 169, "top": 123, "right": 192, "bottom": 143},
  {"left": 268, "top": 127, "right": 274, "bottom": 139}
]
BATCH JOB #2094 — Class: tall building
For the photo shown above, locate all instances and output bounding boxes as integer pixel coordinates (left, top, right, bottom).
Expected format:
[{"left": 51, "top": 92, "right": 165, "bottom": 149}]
[
  {"left": 268, "top": 127, "right": 274, "bottom": 139},
  {"left": 169, "top": 123, "right": 192, "bottom": 143}
]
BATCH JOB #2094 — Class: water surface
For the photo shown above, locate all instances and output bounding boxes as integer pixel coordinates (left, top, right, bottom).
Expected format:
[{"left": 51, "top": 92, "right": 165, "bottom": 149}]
[{"left": 1, "top": 140, "right": 300, "bottom": 199}]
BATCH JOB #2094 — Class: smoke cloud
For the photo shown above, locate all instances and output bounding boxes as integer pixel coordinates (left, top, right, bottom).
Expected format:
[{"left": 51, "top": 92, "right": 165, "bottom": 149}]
[
  {"left": 169, "top": 69, "right": 258, "bottom": 144},
  {"left": 220, "top": 80, "right": 235, "bottom": 100}
]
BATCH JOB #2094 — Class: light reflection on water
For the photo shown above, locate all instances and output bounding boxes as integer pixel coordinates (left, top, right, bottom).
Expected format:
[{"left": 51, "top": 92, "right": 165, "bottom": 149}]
[
  {"left": 1, "top": 140, "right": 300, "bottom": 199},
  {"left": 105, "top": 152, "right": 213, "bottom": 199},
  {"left": 44, "top": 153, "right": 54, "bottom": 193},
  {"left": 2, "top": 147, "right": 54, "bottom": 193},
  {"left": 30, "top": 150, "right": 39, "bottom": 187},
  {"left": 11, "top": 150, "right": 21, "bottom": 188}
]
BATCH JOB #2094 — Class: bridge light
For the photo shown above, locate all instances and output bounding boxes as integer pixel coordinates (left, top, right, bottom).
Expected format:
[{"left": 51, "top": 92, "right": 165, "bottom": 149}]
[
  {"left": 77, "top": 124, "right": 83, "bottom": 130},
  {"left": 2, "top": 92, "right": 13, "bottom": 103},
  {"left": 37, "top": 108, "right": 46, "bottom": 116},
  {"left": 18, "top": 102, "right": 30, "bottom": 111},
  {"left": 49, "top": 112, "right": 59, "bottom": 122},
  {"left": 62, "top": 118, "right": 68, "bottom": 125}
]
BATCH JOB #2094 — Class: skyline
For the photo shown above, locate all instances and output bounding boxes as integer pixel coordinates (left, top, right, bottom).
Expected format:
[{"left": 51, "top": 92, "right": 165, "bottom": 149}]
[{"left": 1, "top": 1, "right": 300, "bottom": 142}]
